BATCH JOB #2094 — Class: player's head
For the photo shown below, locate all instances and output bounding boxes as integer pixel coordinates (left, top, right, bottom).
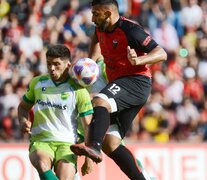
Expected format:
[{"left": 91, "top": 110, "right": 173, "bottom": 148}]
[
  {"left": 46, "top": 44, "right": 71, "bottom": 81},
  {"left": 91, "top": 0, "right": 119, "bottom": 32},
  {"left": 91, "top": 0, "right": 118, "bottom": 7}
]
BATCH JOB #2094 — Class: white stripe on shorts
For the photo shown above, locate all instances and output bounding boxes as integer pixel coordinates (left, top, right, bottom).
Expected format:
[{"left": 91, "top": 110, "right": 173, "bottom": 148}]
[
  {"left": 106, "top": 124, "right": 121, "bottom": 139},
  {"left": 95, "top": 93, "right": 117, "bottom": 113}
]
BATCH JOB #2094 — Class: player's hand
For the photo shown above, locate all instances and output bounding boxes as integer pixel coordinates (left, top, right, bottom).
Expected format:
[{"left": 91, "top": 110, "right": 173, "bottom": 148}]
[
  {"left": 20, "top": 120, "right": 32, "bottom": 134},
  {"left": 127, "top": 46, "right": 141, "bottom": 65},
  {"left": 81, "top": 157, "right": 94, "bottom": 176}
]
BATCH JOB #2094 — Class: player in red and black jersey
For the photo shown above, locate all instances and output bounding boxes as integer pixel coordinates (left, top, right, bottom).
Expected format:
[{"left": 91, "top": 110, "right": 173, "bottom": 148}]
[
  {"left": 95, "top": 16, "right": 157, "bottom": 82},
  {"left": 71, "top": 0, "right": 167, "bottom": 179}
]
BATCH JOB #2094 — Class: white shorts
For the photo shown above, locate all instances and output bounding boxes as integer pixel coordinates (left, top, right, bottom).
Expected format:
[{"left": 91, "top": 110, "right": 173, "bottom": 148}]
[{"left": 106, "top": 124, "right": 121, "bottom": 139}]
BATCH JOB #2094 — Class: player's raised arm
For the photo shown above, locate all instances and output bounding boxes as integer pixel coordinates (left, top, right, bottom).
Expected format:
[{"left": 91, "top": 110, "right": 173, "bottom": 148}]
[
  {"left": 89, "top": 33, "right": 102, "bottom": 62},
  {"left": 127, "top": 45, "right": 167, "bottom": 66}
]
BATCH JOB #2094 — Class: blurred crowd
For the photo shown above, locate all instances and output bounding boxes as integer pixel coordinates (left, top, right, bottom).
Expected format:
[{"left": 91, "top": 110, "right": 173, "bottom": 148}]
[{"left": 0, "top": 0, "right": 207, "bottom": 143}]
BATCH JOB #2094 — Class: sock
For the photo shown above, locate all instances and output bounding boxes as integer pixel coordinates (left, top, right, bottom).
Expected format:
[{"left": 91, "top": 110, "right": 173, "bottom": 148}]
[
  {"left": 136, "top": 159, "right": 152, "bottom": 180},
  {"left": 39, "top": 170, "right": 59, "bottom": 180},
  {"left": 109, "top": 145, "right": 146, "bottom": 180},
  {"left": 89, "top": 106, "right": 110, "bottom": 151}
]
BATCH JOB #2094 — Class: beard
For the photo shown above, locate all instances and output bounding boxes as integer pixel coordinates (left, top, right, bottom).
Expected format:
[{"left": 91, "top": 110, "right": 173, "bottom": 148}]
[{"left": 97, "top": 19, "right": 109, "bottom": 32}]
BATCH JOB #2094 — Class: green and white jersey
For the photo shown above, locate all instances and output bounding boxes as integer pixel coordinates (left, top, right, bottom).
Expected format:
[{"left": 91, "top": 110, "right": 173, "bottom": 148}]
[{"left": 23, "top": 74, "right": 93, "bottom": 143}]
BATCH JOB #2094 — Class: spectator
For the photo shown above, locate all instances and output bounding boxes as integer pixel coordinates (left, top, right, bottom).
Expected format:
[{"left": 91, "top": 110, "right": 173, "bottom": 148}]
[
  {"left": 0, "top": 80, "right": 20, "bottom": 117},
  {"left": 0, "top": 107, "right": 20, "bottom": 141}
]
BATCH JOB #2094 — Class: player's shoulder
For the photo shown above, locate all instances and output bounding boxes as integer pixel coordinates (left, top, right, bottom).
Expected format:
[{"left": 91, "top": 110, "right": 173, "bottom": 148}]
[
  {"left": 75, "top": 86, "right": 89, "bottom": 95},
  {"left": 30, "top": 74, "right": 50, "bottom": 86},
  {"left": 32, "top": 74, "right": 50, "bottom": 81},
  {"left": 118, "top": 16, "right": 142, "bottom": 30}
]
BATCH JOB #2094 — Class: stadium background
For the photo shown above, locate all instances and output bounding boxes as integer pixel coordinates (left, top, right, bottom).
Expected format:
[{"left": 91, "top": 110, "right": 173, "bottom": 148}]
[{"left": 1, "top": 0, "right": 207, "bottom": 179}]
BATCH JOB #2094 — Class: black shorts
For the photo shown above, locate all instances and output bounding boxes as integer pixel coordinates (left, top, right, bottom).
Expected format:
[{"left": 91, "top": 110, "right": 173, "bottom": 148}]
[{"left": 99, "top": 75, "right": 152, "bottom": 138}]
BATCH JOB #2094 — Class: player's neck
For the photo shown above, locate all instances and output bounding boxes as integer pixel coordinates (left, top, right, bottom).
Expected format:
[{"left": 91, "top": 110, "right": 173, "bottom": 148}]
[
  {"left": 107, "top": 16, "right": 120, "bottom": 32},
  {"left": 56, "top": 72, "right": 69, "bottom": 83}
]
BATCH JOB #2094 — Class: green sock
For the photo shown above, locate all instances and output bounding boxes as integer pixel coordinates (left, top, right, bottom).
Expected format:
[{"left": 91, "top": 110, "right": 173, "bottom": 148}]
[
  {"left": 136, "top": 158, "right": 144, "bottom": 170},
  {"left": 39, "top": 170, "right": 59, "bottom": 180}
]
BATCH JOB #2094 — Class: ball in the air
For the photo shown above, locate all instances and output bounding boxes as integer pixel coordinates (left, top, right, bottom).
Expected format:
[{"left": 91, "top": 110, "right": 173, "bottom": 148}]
[{"left": 70, "top": 58, "right": 99, "bottom": 87}]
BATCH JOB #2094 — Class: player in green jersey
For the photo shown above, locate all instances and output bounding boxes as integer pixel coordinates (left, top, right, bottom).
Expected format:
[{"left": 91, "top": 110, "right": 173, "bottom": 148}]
[{"left": 18, "top": 44, "right": 93, "bottom": 180}]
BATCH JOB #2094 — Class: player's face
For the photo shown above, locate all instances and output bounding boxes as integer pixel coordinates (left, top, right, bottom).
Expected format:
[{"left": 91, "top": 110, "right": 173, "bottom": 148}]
[
  {"left": 91, "top": 5, "right": 110, "bottom": 32},
  {"left": 47, "top": 57, "right": 69, "bottom": 81}
]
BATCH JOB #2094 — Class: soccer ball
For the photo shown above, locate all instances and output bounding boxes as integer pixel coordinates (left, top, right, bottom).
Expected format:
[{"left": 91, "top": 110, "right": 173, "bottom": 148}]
[{"left": 69, "top": 58, "right": 99, "bottom": 87}]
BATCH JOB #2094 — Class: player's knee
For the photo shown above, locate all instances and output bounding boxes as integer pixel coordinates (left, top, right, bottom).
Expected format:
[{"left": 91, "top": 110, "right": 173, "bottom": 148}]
[
  {"left": 31, "top": 159, "right": 51, "bottom": 173},
  {"left": 102, "top": 135, "right": 121, "bottom": 155},
  {"left": 92, "top": 97, "right": 111, "bottom": 112},
  {"left": 55, "top": 161, "right": 76, "bottom": 180},
  {"left": 29, "top": 151, "right": 52, "bottom": 173}
]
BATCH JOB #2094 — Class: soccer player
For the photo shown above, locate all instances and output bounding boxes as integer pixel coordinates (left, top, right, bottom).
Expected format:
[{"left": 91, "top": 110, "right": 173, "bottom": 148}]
[
  {"left": 70, "top": 0, "right": 167, "bottom": 180},
  {"left": 18, "top": 44, "right": 94, "bottom": 180}
]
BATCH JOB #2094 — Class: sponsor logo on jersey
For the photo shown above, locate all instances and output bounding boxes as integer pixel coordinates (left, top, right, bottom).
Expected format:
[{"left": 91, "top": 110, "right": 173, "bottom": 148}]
[
  {"left": 142, "top": 36, "right": 151, "bottom": 46},
  {"left": 36, "top": 99, "right": 67, "bottom": 110},
  {"left": 61, "top": 92, "right": 69, "bottom": 100},
  {"left": 42, "top": 87, "right": 46, "bottom": 91}
]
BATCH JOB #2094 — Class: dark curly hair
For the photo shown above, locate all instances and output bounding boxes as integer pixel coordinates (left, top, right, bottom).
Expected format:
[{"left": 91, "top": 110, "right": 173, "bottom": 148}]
[{"left": 46, "top": 44, "right": 71, "bottom": 62}]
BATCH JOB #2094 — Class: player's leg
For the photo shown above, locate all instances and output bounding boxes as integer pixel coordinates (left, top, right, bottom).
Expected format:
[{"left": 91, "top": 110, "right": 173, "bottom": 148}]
[
  {"left": 70, "top": 93, "right": 112, "bottom": 163},
  {"left": 70, "top": 59, "right": 110, "bottom": 162},
  {"left": 101, "top": 75, "right": 151, "bottom": 179},
  {"left": 90, "top": 75, "right": 151, "bottom": 153},
  {"left": 54, "top": 142, "right": 77, "bottom": 180},
  {"left": 102, "top": 107, "right": 147, "bottom": 180},
  {"left": 103, "top": 135, "right": 146, "bottom": 180},
  {"left": 29, "top": 142, "right": 58, "bottom": 180},
  {"left": 136, "top": 158, "right": 154, "bottom": 180},
  {"left": 70, "top": 75, "right": 151, "bottom": 163},
  {"left": 55, "top": 160, "right": 76, "bottom": 180}
]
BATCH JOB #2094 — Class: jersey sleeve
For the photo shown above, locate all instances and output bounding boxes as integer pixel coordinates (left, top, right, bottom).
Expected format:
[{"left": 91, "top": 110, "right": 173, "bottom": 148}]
[
  {"left": 76, "top": 88, "right": 93, "bottom": 117},
  {"left": 125, "top": 24, "right": 158, "bottom": 53},
  {"left": 22, "top": 76, "right": 39, "bottom": 104}
]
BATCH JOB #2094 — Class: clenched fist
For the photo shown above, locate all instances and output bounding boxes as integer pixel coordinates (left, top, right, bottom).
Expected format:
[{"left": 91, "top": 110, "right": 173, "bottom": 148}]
[
  {"left": 20, "top": 119, "right": 32, "bottom": 134},
  {"left": 127, "top": 46, "right": 143, "bottom": 65}
]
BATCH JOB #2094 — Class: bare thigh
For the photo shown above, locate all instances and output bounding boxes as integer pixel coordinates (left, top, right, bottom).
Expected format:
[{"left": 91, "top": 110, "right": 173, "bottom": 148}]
[{"left": 29, "top": 150, "right": 53, "bottom": 174}]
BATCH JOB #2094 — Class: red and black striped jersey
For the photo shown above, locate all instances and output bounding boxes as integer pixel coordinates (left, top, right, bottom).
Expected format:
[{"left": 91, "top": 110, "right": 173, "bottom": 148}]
[{"left": 96, "top": 16, "right": 158, "bottom": 82}]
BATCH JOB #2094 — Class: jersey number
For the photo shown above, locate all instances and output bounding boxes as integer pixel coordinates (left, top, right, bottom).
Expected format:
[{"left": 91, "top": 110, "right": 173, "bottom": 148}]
[{"left": 108, "top": 83, "right": 120, "bottom": 95}]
